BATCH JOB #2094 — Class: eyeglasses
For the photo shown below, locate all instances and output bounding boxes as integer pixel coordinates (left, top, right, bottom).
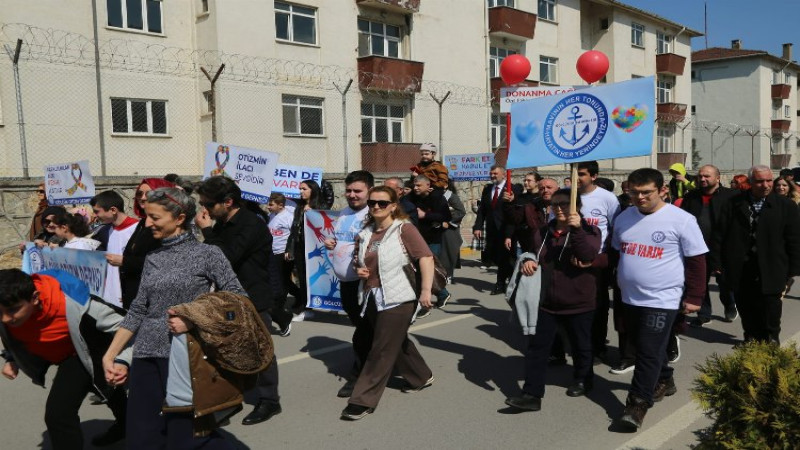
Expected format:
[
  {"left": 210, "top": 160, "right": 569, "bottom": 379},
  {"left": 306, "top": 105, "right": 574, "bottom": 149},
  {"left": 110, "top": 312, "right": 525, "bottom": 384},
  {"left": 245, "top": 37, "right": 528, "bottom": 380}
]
[
  {"left": 135, "top": 190, "right": 150, "bottom": 198},
  {"left": 629, "top": 189, "right": 658, "bottom": 198},
  {"left": 37, "top": 190, "right": 46, "bottom": 194},
  {"left": 42, "top": 219, "right": 52, "bottom": 226},
  {"left": 367, "top": 199, "right": 392, "bottom": 209}
]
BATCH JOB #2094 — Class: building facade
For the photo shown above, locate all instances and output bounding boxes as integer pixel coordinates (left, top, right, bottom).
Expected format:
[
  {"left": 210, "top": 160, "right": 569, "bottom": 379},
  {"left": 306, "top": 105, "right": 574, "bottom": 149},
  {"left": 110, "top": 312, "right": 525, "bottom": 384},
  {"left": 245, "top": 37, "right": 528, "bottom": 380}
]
[
  {"left": 692, "top": 41, "right": 799, "bottom": 170},
  {"left": 0, "top": 0, "right": 698, "bottom": 177}
]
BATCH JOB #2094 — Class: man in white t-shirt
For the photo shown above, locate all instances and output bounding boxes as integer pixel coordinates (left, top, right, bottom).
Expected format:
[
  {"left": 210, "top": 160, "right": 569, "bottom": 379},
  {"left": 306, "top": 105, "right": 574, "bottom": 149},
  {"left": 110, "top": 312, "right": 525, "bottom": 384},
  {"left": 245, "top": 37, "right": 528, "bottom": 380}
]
[
  {"left": 577, "top": 161, "right": 621, "bottom": 362},
  {"left": 90, "top": 191, "right": 138, "bottom": 308},
  {"left": 323, "top": 170, "right": 373, "bottom": 398},
  {"left": 612, "top": 168, "right": 707, "bottom": 431}
]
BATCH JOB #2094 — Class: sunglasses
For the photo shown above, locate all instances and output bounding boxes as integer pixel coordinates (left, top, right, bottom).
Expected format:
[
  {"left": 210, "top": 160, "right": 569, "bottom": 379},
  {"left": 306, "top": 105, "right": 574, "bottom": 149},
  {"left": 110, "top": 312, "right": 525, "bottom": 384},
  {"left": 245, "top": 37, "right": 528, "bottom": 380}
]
[
  {"left": 37, "top": 190, "right": 46, "bottom": 194},
  {"left": 42, "top": 219, "right": 53, "bottom": 226},
  {"left": 367, "top": 199, "right": 392, "bottom": 209}
]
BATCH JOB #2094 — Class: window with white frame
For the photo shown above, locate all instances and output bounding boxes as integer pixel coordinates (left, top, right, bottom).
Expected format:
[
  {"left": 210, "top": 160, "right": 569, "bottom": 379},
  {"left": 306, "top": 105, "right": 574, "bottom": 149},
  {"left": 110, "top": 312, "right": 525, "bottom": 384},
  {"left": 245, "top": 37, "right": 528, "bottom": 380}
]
[
  {"left": 538, "top": 0, "right": 556, "bottom": 21},
  {"left": 631, "top": 23, "right": 644, "bottom": 47},
  {"left": 785, "top": 105, "right": 792, "bottom": 118},
  {"left": 772, "top": 103, "right": 781, "bottom": 119},
  {"left": 540, "top": 56, "right": 558, "bottom": 83},
  {"left": 361, "top": 103, "right": 404, "bottom": 142},
  {"left": 111, "top": 98, "right": 167, "bottom": 135},
  {"left": 489, "top": 47, "right": 517, "bottom": 78},
  {"left": 358, "top": 19, "right": 401, "bottom": 58},
  {"left": 487, "top": 0, "right": 514, "bottom": 6},
  {"left": 657, "top": 76, "right": 673, "bottom": 103},
  {"left": 657, "top": 126, "right": 673, "bottom": 153},
  {"left": 785, "top": 71, "right": 792, "bottom": 84},
  {"left": 282, "top": 95, "right": 324, "bottom": 136},
  {"left": 491, "top": 113, "right": 507, "bottom": 149},
  {"left": 275, "top": 2, "right": 317, "bottom": 45},
  {"left": 107, "top": 0, "right": 163, "bottom": 34},
  {"left": 656, "top": 32, "right": 672, "bottom": 54}
]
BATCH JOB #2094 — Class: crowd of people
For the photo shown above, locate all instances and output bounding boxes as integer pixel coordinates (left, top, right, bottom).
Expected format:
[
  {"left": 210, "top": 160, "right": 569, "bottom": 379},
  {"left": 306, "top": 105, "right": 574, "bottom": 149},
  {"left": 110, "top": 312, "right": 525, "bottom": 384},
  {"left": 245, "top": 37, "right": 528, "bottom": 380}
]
[{"left": 1, "top": 145, "right": 799, "bottom": 448}]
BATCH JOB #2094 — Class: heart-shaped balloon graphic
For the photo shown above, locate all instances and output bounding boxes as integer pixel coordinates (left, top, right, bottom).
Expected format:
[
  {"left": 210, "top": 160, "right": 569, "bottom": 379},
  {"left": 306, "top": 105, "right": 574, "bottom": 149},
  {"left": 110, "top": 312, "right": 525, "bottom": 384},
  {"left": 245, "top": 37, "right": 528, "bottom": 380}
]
[
  {"left": 611, "top": 104, "right": 648, "bottom": 133},
  {"left": 515, "top": 120, "right": 540, "bottom": 145}
]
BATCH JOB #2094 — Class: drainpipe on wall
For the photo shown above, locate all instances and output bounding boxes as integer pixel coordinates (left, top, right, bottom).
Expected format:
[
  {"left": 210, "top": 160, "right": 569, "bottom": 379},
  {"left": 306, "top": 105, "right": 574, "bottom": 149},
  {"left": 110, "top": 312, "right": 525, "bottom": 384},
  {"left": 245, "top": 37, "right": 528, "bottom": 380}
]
[{"left": 90, "top": 0, "right": 107, "bottom": 176}]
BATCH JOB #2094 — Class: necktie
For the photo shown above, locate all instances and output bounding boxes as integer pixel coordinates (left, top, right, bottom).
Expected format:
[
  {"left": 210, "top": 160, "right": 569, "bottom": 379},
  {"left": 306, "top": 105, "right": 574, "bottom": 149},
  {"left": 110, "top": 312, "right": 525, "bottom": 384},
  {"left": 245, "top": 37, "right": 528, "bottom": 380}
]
[{"left": 491, "top": 185, "right": 500, "bottom": 208}]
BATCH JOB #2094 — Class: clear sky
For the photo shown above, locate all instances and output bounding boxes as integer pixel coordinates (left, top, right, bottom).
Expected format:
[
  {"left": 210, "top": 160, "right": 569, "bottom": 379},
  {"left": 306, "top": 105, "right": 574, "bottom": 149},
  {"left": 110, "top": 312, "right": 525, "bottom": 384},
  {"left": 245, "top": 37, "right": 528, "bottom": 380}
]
[{"left": 621, "top": 0, "right": 799, "bottom": 57}]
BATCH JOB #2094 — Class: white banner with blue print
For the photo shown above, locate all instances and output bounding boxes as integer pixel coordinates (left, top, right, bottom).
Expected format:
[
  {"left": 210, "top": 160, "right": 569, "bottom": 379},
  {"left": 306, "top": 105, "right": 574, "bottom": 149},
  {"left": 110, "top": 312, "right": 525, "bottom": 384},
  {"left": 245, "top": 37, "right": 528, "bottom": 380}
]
[
  {"left": 507, "top": 77, "right": 655, "bottom": 168},
  {"left": 303, "top": 210, "right": 343, "bottom": 312},
  {"left": 21, "top": 243, "right": 108, "bottom": 298}
]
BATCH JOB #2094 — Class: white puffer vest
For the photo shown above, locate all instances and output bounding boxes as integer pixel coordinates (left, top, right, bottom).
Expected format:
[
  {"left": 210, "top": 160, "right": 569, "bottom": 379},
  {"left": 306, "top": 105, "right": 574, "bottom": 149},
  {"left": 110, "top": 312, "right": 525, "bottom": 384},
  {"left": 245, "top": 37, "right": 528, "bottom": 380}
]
[{"left": 357, "top": 220, "right": 418, "bottom": 306}]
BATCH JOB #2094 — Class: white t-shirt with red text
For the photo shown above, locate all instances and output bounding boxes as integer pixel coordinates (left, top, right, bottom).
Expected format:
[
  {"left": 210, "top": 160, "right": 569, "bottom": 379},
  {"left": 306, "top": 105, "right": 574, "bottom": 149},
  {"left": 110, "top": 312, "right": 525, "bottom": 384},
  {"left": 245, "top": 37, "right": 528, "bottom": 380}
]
[
  {"left": 612, "top": 204, "right": 708, "bottom": 309},
  {"left": 268, "top": 208, "right": 294, "bottom": 254},
  {"left": 581, "top": 186, "right": 620, "bottom": 252}
]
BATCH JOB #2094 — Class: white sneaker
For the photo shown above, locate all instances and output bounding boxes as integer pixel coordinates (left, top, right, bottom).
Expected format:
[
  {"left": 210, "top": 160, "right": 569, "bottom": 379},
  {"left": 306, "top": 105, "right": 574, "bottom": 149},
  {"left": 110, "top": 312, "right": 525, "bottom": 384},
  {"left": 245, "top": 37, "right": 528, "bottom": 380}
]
[{"left": 292, "top": 311, "right": 306, "bottom": 322}]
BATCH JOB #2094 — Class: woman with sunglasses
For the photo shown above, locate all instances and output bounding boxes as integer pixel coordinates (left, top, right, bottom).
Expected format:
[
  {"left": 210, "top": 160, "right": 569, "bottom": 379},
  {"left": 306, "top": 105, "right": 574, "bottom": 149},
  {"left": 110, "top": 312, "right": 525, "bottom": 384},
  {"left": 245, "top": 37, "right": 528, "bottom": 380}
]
[
  {"left": 102, "top": 187, "right": 246, "bottom": 449},
  {"left": 285, "top": 179, "right": 323, "bottom": 321},
  {"left": 32, "top": 205, "right": 68, "bottom": 248},
  {"left": 119, "top": 178, "right": 175, "bottom": 309},
  {"left": 341, "top": 186, "right": 435, "bottom": 420},
  {"left": 505, "top": 188, "right": 603, "bottom": 412}
]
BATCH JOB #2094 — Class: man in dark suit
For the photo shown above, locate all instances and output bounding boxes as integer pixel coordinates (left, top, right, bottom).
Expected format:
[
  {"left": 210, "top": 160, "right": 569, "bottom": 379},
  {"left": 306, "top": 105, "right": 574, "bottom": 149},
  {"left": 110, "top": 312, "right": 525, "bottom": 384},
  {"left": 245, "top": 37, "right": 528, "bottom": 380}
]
[
  {"left": 681, "top": 164, "right": 738, "bottom": 326},
  {"left": 473, "top": 165, "right": 522, "bottom": 295},
  {"left": 711, "top": 165, "right": 800, "bottom": 343}
]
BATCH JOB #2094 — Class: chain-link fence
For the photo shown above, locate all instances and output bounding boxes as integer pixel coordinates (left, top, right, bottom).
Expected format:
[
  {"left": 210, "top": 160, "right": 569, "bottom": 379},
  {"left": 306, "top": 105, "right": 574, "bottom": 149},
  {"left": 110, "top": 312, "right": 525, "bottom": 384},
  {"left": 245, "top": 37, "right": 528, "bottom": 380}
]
[{"left": 0, "top": 23, "right": 494, "bottom": 178}]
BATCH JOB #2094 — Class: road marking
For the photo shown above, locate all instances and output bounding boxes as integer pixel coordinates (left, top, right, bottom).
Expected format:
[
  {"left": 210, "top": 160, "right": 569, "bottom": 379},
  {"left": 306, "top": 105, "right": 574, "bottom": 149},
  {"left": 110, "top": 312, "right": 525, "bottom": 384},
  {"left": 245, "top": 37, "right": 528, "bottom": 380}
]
[
  {"left": 276, "top": 312, "right": 475, "bottom": 365},
  {"left": 618, "top": 329, "right": 800, "bottom": 450}
]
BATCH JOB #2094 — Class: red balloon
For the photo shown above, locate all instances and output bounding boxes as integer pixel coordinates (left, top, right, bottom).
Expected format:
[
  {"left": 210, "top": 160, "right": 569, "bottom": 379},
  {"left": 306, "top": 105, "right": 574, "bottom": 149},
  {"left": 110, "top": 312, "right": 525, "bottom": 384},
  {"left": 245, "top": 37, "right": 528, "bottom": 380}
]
[
  {"left": 576, "top": 51, "right": 609, "bottom": 84},
  {"left": 499, "top": 54, "right": 531, "bottom": 85}
]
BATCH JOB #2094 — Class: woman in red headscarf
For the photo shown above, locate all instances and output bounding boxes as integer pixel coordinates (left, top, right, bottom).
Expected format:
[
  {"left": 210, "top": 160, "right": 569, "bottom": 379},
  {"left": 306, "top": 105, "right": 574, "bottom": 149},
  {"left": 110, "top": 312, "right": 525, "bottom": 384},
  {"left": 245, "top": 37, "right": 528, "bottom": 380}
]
[{"left": 119, "top": 178, "right": 175, "bottom": 309}]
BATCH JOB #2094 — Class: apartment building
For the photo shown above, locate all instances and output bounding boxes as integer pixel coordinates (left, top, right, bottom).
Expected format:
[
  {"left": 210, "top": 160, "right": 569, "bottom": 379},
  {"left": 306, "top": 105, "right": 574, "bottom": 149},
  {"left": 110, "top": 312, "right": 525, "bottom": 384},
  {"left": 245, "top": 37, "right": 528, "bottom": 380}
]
[
  {"left": 692, "top": 41, "right": 799, "bottom": 170},
  {"left": 0, "top": 0, "right": 698, "bottom": 177}
]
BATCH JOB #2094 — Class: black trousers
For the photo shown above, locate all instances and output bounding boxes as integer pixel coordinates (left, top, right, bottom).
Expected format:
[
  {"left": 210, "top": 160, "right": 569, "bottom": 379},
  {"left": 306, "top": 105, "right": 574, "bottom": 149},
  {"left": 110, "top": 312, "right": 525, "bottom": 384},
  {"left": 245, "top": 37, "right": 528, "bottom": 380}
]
[
  {"left": 44, "top": 355, "right": 126, "bottom": 450},
  {"left": 254, "top": 310, "right": 281, "bottom": 403},
  {"left": 340, "top": 280, "right": 373, "bottom": 377},
  {"left": 591, "top": 266, "right": 612, "bottom": 355},
  {"left": 622, "top": 304, "right": 678, "bottom": 406},
  {"left": 486, "top": 231, "right": 512, "bottom": 286},
  {"left": 734, "top": 260, "right": 783, "bottom": 343},
  {"left": 164, "top": 413, "right": 233, "bottom": 450},
  {"left": 522, "top": 310, "right": 595, "bottom": 398},
  {"left": 127, "top": 358, "right": 169, "bottom": 449},
  {"left": 698, "top": 269, "right": 735, "bottom": 319},
  {"left": 268, "top": 253, "right": 293, "bottom": 328}
]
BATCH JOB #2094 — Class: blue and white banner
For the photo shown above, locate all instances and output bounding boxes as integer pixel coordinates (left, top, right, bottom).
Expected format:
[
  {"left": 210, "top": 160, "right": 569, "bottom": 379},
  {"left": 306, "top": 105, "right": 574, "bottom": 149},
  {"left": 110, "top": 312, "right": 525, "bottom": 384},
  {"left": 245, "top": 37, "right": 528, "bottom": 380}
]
[
  {"left": 500, "top": 85, "right": 577, "bottom": 113},
  {"left": 203, "top": 142, "right": 279, "bottom": 203},
  {"left": 507, "top": 77, "right": 655, "bottom": 168},
  {"left": 272, "top": 164, "right": 323, "bottom": 199},
  {"left": 21, "top": 243, "right": 108, "bottom": 297},
  {"left": 303, "top": 210, "right": 343, "bottom": 312},
  {"left": 44, "top": 160, "right": 96, "bottom": 206},
  {"left": 444, "top": 153, "right": 495, "bottom": 181}
]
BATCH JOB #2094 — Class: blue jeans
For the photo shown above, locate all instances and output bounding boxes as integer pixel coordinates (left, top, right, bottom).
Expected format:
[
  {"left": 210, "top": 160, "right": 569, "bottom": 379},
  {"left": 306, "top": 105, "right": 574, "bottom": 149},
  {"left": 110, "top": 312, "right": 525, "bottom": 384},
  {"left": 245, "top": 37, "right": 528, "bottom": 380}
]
[{"left": 427, "top": 243, "right": 450, "bottom": 301}]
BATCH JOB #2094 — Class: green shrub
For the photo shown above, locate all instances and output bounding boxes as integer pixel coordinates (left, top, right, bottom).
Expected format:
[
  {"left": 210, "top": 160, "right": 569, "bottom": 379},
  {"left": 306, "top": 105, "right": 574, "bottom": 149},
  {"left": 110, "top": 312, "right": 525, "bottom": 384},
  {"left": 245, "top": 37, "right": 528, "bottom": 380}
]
[{"left": 691, "top": 341, "right": 800, "bottom": 449}]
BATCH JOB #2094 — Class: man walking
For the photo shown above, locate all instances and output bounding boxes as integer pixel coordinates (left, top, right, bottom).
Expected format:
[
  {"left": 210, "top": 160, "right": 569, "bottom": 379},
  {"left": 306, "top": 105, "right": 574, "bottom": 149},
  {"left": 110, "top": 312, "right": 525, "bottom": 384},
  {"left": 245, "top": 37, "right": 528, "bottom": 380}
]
[
  {"left": 195, "top": 176, "right": 288, "bottom": 425},
  {"left": 712, "top": 165, "right": 800, "bottom": 343},
  {"left": 613, "top": 168, "right": 707, "bottom": 430},
  {"left": 681, "top": 165, "right": 738, "bottom": 325},
  {"left": 473, "top": 165, "right": 522, "bottom": 294}
]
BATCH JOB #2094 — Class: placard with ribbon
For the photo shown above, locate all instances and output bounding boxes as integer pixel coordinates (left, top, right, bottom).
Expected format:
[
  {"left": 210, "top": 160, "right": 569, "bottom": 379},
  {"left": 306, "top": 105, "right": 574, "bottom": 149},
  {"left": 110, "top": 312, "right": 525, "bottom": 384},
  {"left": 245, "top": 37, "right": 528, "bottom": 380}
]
[
  {"left": 44, "top": 160, "right": 96, "bottom": 206},
  {"left": 203, "top": 142, "right": 280, "bottom": 203}
]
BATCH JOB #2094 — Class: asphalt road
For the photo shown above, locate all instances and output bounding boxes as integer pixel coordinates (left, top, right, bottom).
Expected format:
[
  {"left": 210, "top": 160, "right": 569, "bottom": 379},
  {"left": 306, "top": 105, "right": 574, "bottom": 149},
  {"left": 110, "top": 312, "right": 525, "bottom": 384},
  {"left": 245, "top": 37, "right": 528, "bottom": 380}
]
[{"left": 3, "top": 258, "right": 800, "bottom": 450}]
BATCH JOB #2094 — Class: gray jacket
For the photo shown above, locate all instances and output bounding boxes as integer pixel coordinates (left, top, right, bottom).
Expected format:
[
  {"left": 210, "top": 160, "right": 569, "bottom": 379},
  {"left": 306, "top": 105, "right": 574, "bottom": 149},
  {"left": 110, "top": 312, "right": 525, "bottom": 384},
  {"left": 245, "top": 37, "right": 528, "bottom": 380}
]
[
  {"left": 0, "top": 270, "right": 132, "bottom": 399},
  {"left": 505, "top": 252, "right": 542, "bottom": 335}
]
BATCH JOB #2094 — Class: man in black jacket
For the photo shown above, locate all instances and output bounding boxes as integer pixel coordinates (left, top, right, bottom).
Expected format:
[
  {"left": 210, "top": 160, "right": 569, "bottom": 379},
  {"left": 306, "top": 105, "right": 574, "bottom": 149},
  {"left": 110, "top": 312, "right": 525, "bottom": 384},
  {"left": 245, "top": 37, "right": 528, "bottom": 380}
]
[
  {"left": 711, "top": 165, "right": 800, "bottom": 343},
  {"left": 681, "top": 165, "right": 738, "bottom": 325},
  {"left": 196, "top": 176, "right": 287, "bottom": 425},
  {"left": 473, "top": 165, "right": 523, "bottom": 294}
]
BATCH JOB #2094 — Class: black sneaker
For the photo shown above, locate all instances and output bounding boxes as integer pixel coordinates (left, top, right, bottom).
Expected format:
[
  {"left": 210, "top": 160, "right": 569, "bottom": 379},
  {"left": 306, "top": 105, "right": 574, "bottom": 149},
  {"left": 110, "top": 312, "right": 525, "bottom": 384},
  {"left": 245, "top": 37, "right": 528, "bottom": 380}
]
[
  {"left": 416, "top": 308, "right": 432, "bottom": 320},
  {"left": 723, "top": 305, "right": 739, "bottom": 322},
  {"left": 566, "top": 381, "right": 592, "bottom": 397},
  {"left": 618, "top": 394, "right": 649, "bottom": 430},
  {"left": 504, "top": 393, "right": 541, "bottom": 411},
  {"left": 337, "top": 379, "right": 356, "bottom": 398},
  {"left": 653, "top": 377, "right": 677, "bottom": 402},
  {"left": 667, "top": 335, "right": 680, "bottom": 363},
  {"left": 278, "top": 322, "right": 292, "bottom": 337},
  {"left": 91, "top": 421, "right": 126, "bottom": 447},
  {"left": 690, "top": 316, "right": 712, "bottom": 327},
  {"left": 341, "top": 404, "right": 374, "bottom": 420},
  {"left": 401, "top": 376, "right": 434, "bottom": 393},
  {"left": 436, "top": 293, "right": 452, "bottom": 309},
  {"left": 609, "top": 360, "right": 635, "bottom": 375},
  {"left": 548, "top": 355, "right": 568, "bottom": 366}
]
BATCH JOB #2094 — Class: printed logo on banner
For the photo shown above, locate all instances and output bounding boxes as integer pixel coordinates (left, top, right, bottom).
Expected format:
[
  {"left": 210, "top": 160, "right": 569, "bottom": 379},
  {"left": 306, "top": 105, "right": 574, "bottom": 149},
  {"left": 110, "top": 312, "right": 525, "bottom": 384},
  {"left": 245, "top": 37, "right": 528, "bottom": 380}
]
[
  {"left": 544, "top": 93, "right": 608, "bottom": 160},
  {"left": 651, "top": 231, "right": 666, "bottom": 243}
]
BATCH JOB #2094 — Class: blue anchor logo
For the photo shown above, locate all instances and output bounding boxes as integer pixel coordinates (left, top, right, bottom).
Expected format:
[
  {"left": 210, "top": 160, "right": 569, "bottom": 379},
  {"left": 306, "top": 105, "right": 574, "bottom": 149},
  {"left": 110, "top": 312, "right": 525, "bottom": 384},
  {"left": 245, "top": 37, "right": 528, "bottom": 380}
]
[{"left": 559, "top": 106, "right": 591, "bottom": 146}]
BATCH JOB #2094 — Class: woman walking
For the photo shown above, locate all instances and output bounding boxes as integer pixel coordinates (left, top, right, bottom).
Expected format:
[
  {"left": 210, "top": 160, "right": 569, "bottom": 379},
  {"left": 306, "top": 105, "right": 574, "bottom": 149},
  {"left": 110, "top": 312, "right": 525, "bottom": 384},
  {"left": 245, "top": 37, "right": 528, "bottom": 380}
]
[
  {"left": 102, "top": 187, "right": 246, "bottom": 449},
  {"left": 285, "top": 179, "right": 323, "bottom": 320},
  {"left": 341, "top": 186, "right": 434, "bottom": 420}
]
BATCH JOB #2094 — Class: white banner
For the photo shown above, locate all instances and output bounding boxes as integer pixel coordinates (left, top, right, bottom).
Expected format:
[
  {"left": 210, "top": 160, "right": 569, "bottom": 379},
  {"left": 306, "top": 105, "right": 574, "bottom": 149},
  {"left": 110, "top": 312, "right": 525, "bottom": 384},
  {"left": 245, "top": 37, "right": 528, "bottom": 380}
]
[
  {"left": 500, "top": 85, "right": 577, "bottom": 113},
  {"left": 44, "top": 160, "right": 96, "bottom": 206},
  {"left": 272, "top": 164, "right": 324, "bottom": 199},
  {"left": 203, "top": 142, "right": 280, "bottom": 203}
]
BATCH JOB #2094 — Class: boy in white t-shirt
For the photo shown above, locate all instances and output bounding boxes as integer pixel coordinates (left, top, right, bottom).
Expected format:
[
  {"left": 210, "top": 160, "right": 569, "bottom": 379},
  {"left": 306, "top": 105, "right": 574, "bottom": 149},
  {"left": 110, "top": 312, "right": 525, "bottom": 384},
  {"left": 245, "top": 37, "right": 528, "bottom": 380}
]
[
  {"left": 267, "top": 193, "right": 296, "bottom": 335},
  {"left": 90, "top": 191, "right": 138, "bottom": 308},
  {"left": 612, "top": 168, "right": 707, "bottom": 431}
]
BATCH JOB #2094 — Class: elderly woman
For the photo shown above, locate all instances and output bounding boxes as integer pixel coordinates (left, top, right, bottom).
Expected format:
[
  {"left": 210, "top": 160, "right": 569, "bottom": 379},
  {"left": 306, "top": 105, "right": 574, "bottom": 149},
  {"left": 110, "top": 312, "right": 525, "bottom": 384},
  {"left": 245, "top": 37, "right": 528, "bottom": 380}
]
[
  {"left": 341, "top": 186, "right": 435, "bottom": 421},
  {"left": 102, "top": 187, "right": 245, "bottom": 449}
]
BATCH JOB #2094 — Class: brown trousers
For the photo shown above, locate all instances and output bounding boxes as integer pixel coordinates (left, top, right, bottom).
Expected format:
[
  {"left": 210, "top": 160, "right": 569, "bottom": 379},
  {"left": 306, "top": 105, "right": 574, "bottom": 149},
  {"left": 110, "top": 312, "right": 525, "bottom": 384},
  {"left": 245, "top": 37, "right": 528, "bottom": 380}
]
[{"left": 349, "top": 298, "right": 432, "bottom": 409}]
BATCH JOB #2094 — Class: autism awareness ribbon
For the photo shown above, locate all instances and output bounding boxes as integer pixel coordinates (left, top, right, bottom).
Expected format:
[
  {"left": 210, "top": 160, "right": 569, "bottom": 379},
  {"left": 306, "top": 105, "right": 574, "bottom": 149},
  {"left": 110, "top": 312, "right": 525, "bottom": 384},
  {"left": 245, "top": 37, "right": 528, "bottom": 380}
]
[
  {"left": 210, "top": 145, "right": 230, "bottom": 177},
  {"left": 66, "top": 163, "right": 86, "bottom": 195}
]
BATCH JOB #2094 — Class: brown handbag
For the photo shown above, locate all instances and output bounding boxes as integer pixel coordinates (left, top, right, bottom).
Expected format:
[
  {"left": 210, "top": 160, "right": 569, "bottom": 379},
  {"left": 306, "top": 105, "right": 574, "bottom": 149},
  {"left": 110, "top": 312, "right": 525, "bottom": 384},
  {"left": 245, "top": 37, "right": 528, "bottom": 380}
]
[{"left": 398, "top": 226, "right": 448, "bottom": 296}]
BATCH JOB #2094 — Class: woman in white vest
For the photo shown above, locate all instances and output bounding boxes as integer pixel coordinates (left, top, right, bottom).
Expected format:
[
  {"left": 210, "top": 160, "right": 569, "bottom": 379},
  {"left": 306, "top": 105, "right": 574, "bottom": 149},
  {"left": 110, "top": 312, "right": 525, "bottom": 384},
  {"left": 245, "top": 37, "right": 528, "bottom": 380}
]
[{"left": 341, "top": 186, "right": 435, "bottom": 421}]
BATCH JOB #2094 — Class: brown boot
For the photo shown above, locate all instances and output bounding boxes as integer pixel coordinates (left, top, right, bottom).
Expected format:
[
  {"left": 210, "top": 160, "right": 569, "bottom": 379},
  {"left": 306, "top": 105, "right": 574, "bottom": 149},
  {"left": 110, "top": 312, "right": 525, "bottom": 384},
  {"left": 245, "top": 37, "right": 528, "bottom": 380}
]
[
  {"left": 653, "top": 377, "right": 677, "bottom": 402},
  {"left": 618, "top": 394, "right": 649, "bottom": 430}
]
